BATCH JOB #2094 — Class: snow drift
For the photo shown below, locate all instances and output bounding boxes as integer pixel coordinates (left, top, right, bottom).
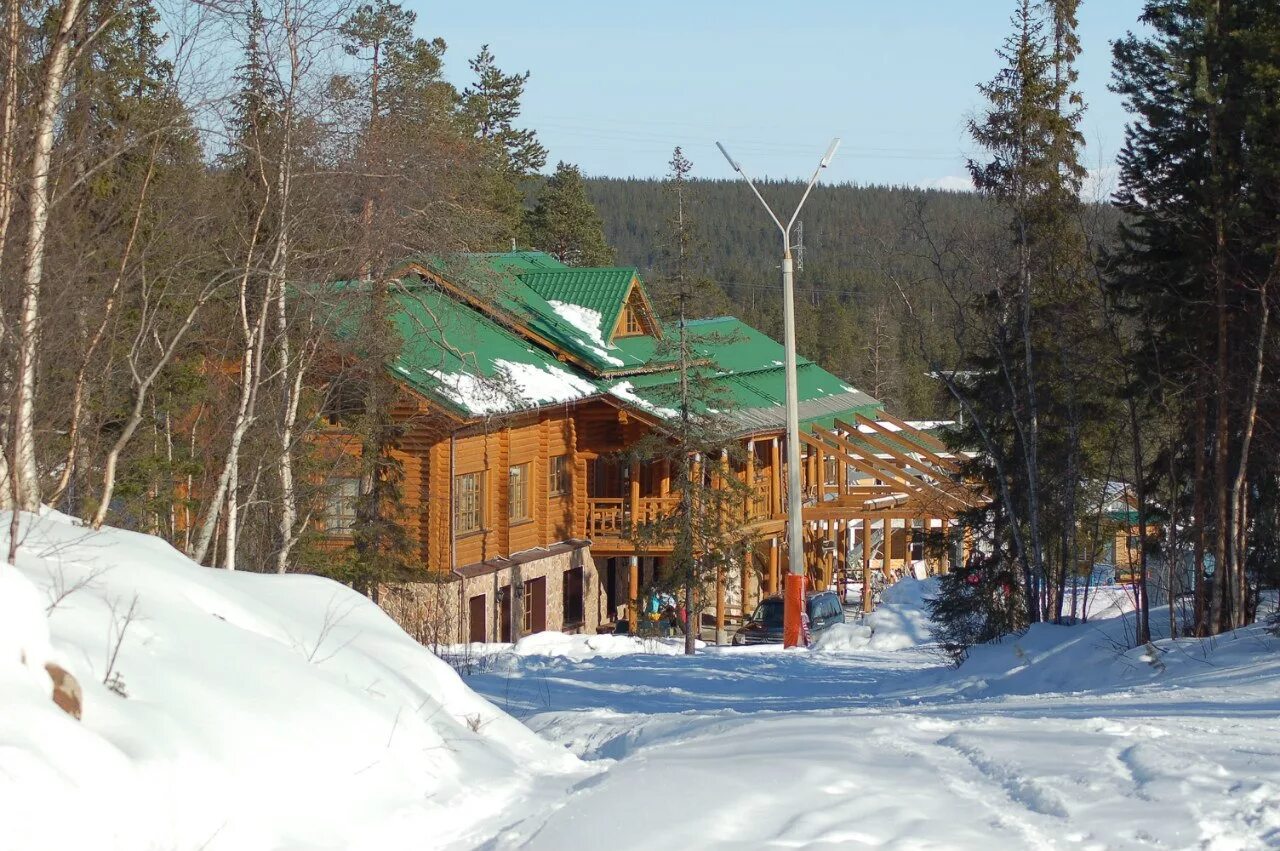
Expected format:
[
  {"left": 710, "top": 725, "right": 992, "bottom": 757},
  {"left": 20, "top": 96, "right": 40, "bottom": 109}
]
[
  {"left": 0, "top": 510, "right": 583, "bottom": 851},
  {"left": 814, "top": 576, "right": 937, "bottom": 652}
]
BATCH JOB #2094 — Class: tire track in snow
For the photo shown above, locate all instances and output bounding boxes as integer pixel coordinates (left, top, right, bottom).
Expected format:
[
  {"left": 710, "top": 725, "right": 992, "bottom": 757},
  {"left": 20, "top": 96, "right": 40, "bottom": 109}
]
[{"left": 869, "top": 720, "right": 1061, "bottom": 850}]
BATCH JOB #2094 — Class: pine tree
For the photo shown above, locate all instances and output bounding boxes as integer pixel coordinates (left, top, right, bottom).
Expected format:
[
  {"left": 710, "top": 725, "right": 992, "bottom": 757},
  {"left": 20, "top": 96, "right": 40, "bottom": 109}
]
[
  {"left": 1110, "top": 0, "right": 1280, "bottom": 635},
  {"left": 525, "top": 161, "right": 614, "bottom": 266},
  {"left": 463, "top": 45, "right": 547, "bottom": 176}
]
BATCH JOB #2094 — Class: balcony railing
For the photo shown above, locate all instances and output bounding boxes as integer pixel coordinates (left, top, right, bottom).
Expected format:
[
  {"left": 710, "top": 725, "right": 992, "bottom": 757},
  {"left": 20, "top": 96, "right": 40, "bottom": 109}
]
[
  {"left": 586, "top": 496, "right": 680, "bottom": 540},
  {"left": 747, "top": 476, "right": 773, "bottom": 521}
]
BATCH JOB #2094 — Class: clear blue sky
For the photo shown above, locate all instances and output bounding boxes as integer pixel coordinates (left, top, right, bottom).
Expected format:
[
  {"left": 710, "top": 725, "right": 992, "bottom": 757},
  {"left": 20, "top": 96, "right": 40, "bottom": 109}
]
[{"left": 412, "top": 0, "right": 1148, "bottom": 189}]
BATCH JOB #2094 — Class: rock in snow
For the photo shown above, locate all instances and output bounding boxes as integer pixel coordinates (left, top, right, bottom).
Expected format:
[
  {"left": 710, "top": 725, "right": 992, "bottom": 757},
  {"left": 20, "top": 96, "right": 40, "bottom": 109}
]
[{"left": 0, "top": 510, "right": 586, "bottom": 851}]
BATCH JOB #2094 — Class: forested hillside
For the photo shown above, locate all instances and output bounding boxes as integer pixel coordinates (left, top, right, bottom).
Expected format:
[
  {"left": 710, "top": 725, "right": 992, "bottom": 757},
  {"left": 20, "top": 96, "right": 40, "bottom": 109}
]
[{"left": 585, "top": 178, "right": 1022, "bottom": 416}]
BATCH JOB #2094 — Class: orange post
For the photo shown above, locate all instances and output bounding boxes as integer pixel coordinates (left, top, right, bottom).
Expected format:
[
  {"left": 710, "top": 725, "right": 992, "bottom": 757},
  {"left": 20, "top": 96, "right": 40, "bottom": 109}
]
[{"left": 783, "top": 573, "right": 807, "bottom": 648}]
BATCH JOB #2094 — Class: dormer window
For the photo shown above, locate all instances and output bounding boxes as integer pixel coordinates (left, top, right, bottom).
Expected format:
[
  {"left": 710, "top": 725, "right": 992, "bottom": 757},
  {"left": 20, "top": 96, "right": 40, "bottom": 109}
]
[
  {"left": 622, "top": 304, "right": 643, "bottom": 336},
  {"left": 612, "top": 285, "right": 657, "bottom": 339}
]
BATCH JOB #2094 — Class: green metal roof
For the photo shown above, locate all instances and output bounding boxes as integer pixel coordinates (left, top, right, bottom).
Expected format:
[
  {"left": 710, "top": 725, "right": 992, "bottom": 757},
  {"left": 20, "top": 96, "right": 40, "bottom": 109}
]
[
  {"left": 520, "top": 268, "right": 639, "bottom": 344},
  {"left": 333, "top": 253, "right": 886, "bottom": 432},
  {"left": 334, "top": 278, "right": 604, "bottom": 418},
  {"left": 441, "top": 254, "right": 649, "bottom": 373}
]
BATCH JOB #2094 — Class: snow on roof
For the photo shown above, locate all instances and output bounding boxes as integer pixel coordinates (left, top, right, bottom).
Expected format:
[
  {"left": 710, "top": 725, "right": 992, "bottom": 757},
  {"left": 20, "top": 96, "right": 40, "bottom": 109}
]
[
  {"left": 857, "top": 419, "right": 953, "bottom": 434},
  {"left": 608, "top": 380, "right": 678, "bottom": 419},
  {"left": 428, "top": 359, "right": 597, "bottom": 416},
  {"left": 547, "top": 299, "right": 625, "bottom": 366}
]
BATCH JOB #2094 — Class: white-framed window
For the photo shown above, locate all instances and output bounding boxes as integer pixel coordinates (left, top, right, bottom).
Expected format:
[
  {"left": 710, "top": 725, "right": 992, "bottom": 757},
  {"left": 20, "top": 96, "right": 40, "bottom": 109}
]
[
  {"left": 323, "top": 477, "right": 360, "bottom": 534},
  {"left": 509, "top": 463, "right": 530, "bottom": 522},
  {"left": 549, "top": 454, "right": 570, "bottom": 496},
  {"left": 455, "top": 472, "right": 483, "bottom": 534}
]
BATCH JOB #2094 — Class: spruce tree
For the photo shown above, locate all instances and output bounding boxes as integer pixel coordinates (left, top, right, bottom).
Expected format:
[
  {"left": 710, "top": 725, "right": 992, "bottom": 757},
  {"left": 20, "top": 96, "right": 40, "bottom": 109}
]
[
  {"left": 933, "top": 0, "right": 1100, "bottom": 649},
  {"left": 525, "top": 161, "right": 614, "bottom": 266},
  {"left": 1110, "top": 0, "right": 1280, "bottom": 635},
  {"left": 630, "top": 147, "right": 752, "bottom": 654}
]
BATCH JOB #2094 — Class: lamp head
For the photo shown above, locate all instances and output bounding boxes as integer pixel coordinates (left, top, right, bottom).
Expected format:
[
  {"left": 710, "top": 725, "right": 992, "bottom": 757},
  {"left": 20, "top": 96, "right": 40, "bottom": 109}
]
[
  {"left": 820, "top": 138, "right": 841, "bottom": 168},
  {"left": 715, "top": 141, "right": 741, "bottom": 173}
]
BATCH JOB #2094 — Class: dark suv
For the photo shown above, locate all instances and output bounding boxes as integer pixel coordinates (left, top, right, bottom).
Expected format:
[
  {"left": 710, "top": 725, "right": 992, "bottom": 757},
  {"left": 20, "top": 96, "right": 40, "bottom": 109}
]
[{"left": 731, "top": 590, "right": 846, "bottom": 646}]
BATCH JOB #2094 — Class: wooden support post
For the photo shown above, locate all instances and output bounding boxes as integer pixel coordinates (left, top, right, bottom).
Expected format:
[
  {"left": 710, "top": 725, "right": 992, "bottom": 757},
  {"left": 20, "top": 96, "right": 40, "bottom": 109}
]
[
  {"left": 838, "top": 519, "right": 847, "bottom": 600},
  {"left": 770, "top": 438, "right": 782, "bottom": 516},
  {"left": 744, "top": 439, "right": 755, "bottom": 521},
  {"left": 890, "top": 514, "right": 901, "bottom": 573},
  {"left": 659, "top": 458, "right": 670, "bottom": 497},
  {"left": 769, "top": 536, "right": 780, "bottom": 595},
  {"left": 862, "top": 517, "right": 874, "bottom": 613},
  {"left": 814, "top": 443, "right": 824, "bottom": 503},
  {"left": 715, "top": 448, "right": 727, "bottom": 644},
  {"left": 716, "top": 564, "right": 726, "bottom": 643},
  {"left": 629, "top": 460, "right": 640, "bottom": 532},
  {"left": 629, "top": 555, "right": 639, "bottom": 633}
]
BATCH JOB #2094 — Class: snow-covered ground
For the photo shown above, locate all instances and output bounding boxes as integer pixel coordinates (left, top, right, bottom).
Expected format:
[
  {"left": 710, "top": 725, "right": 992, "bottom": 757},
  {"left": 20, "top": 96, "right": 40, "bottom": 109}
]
[
  {"left": 0, "top": 511, "right": 589, "bottom": 851},
  {"left": 4, "top": 512, "right": 1277, "bottom": 850},
  {"left": 461, "top": 581, "right": 1280, "bottom": 850}
]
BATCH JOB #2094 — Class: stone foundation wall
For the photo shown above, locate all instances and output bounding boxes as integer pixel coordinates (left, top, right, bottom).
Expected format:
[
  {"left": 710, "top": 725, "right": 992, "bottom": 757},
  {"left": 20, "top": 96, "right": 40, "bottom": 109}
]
[{"left": 378, "top": 546, "right": 604, "bottom": 647}]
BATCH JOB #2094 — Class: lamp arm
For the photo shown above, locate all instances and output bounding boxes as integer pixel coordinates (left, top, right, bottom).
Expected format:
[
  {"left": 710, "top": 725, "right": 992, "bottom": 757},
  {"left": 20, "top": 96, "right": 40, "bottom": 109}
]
[
  {"left": 738, "top": 166, "right": 787, "bottom": 238},
  {"left": 787, "top": 160, "right": 827, "bottom": 232}
]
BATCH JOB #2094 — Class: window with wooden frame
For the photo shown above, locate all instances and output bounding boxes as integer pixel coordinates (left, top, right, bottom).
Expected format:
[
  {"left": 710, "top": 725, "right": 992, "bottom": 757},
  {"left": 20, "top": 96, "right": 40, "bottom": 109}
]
[
  {"left": 622, "top": 303, "right": 643, "bottom": 335},
  {"left": 454, "top": 472, "right": 483, "bottom": 534},
  {"left": 549, "top": 454, "right": 570, "bottom": 496},
  {"left": 614, "top": 289, "right": 653, "bottom": 339},
  {"left": 508, "top": 463, "right": 531, "bottom": 522},
  {"left": 322, "top": 476, "right": 360, "bottom": 535}
]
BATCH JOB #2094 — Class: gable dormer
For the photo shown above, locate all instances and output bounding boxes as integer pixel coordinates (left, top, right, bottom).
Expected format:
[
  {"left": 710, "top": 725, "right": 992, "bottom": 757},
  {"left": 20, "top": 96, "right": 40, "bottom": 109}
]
[{"left": 610, "top": 279, "right": 660, "bottom": 341}]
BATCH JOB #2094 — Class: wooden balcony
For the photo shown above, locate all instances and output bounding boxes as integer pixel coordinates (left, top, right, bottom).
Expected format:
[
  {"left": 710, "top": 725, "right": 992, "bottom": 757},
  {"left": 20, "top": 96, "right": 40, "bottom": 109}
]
[
  {"left": 586, "top": 496, "right": 680, "bottom": 542},
  {"left": 747, "top": 476, "right": 773, "bottom": 521}
]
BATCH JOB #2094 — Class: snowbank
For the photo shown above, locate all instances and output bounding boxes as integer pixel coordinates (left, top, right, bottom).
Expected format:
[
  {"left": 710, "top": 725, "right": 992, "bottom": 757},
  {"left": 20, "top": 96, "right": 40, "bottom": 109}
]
[
  {"left": 0, "top": 511, "right": 583, "bottom": 851},
  {"left": 813, "top": 576, "right": 937, "bottom": 652},
  {"left": 942, "top": 594, "right": 1263, "bottom": 699},
  {"left": 446, "top": 631, "right": 700, "bottom": 663},
  {"left": 513, "top": 631, "right": 693, "bottom": 660}
]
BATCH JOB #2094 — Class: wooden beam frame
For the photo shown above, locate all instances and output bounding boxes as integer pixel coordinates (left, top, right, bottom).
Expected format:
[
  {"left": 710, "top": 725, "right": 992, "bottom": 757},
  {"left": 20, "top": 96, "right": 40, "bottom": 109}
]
[
  {"left": 826, "top": 422, "right": 975, "bottom": 506},
  {"left": 844, "top": 414, "right": 962, "bottom": 474},
  {"left": 871, "top": 409, "right": 949, "bottom": 454},
  {"left": 805, "top": 427, "right": 971, "bottom": 512}
]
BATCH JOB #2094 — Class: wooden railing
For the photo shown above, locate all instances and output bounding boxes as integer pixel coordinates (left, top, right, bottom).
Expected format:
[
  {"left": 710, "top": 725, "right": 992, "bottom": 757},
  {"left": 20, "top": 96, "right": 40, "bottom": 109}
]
[
  {"left": 638, "top": 496, "right": 679, "bottom": 526},
  {"left": 586, "top": 496, "right": 680, "bottom": 540},
  {"left": 587, "top": 498, "right": 626, "bottom": 537},
  {"left": 747, "top": 475, "right": 773, "bottom": 520}
]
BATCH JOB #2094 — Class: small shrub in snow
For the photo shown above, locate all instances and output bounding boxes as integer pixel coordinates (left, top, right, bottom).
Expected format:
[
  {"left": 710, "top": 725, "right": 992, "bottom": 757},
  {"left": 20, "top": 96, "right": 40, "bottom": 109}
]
[{"left": 927, "top": 565, "right": 1027, "bottom": 664}]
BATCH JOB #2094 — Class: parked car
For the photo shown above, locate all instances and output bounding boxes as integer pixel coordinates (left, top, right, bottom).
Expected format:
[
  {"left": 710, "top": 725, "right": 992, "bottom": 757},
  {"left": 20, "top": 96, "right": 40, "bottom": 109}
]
[{"left": 731, "top": 590, "right": 846, "bottom": 646}]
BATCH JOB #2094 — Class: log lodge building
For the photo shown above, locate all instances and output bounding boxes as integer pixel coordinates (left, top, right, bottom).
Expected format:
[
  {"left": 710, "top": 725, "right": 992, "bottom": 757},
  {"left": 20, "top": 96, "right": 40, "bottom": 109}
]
[{"left": 318, "top": 252, "right": 982, "bottom": 645}]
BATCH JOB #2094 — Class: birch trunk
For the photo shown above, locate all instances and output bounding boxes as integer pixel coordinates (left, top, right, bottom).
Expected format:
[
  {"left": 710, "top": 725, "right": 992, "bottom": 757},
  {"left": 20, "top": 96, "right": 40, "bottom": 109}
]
[
  {"left": 11, "top": 0, "right": 87, "bottom": 512},
  {"left": 1226, "top": 273, "right": 1269, "bottom": 627},
  {"left": 188, "top": 202, "right": 271, "bottom": 565},
  {"left": 51, "top": 147, "right": 157, "bottom": 506},
  {"left": 91, "top": 295, "right": 215, "bottom": 529},
  {"left": 273, "top": 27, "right": 299, "bottom": 573}
]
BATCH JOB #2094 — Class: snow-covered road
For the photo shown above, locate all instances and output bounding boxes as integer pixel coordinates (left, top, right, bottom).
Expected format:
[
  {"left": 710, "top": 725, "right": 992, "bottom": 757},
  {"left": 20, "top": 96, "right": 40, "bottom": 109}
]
[{"left": 462, "top": 602, "right": 1280, "bottom": 850}]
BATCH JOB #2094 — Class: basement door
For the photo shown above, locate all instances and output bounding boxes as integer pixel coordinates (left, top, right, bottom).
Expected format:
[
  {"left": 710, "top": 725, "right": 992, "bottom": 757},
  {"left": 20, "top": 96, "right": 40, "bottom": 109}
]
[
  {"left": 524, "top": 577, "right": 547, "bottom": 633},
  {"left": 499, "top": 585, "right": 512, "bottom": 643},
  {"left": 468, "top": 594, "right": 486, "bottom": 644}
]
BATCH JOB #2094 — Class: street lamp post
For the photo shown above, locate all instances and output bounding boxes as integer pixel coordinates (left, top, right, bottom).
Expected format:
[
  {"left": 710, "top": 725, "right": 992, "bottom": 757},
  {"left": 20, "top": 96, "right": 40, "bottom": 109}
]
[{"left": 716, "top": 138, "right": 840, "bottom": 648}]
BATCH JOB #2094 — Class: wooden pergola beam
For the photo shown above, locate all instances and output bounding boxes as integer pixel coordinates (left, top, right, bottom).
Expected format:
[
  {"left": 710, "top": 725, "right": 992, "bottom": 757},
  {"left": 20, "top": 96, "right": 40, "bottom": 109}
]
[
  {"left": 809, "top": 424, "right": 973, "bottom": 511},
  {"left": 844, "top": 414, "right": 962, "bottom": 475},
  {"left": 828, "top": 421, "right": 978, "bottom": 506},
  {"left": 799, "top": 431, "right": 922, "bottom": 502},
  {"left": 871, "top": 409, "right": 948, "bottom": 454}
]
